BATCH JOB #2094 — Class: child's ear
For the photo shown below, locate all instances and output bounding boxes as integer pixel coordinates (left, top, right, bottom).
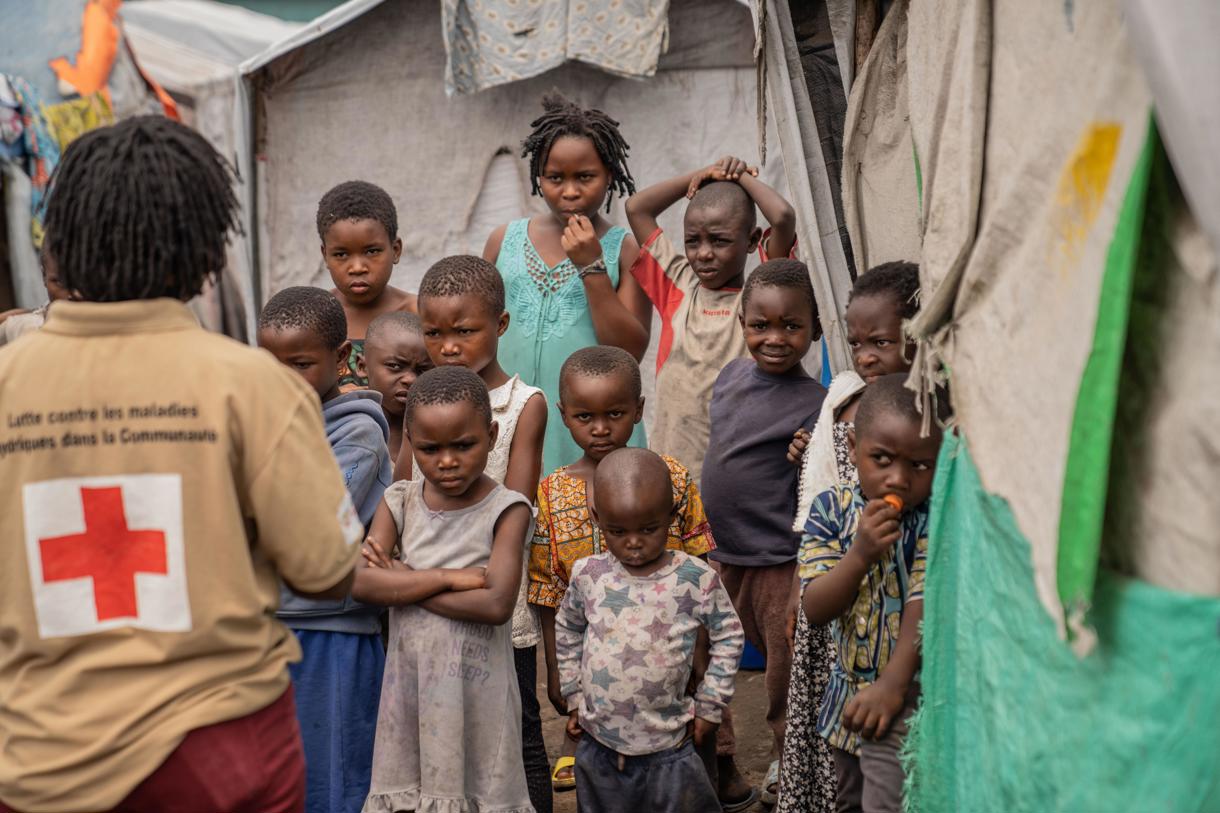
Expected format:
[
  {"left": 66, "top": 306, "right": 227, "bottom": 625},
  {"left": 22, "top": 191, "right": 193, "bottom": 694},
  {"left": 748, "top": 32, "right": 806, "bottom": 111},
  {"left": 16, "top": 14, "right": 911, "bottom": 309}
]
[
  {"left": 391, "top": 237, "right": 403, "bottom": 264},
  {"left": 588, "top": 502, "right": 601, "bottom": 527},
  {"left": 355, "top": 351, "right": 367, "bottom": 379},
  {"left": 557, "top": 400, "right": 572, "bottom": 428},
  {"left": 498, "top": 310, "right": 510, "bottom": 337},
  {"left": 488, "top": 419, "right": 500, "bottom": 448},
  {"left": 337, "top": 340, "right": 352, "bottom": 374},
  {"left": 747, "top": 226, "right": 764, "bottom": 254},
  {"left": 634, "top": 396, "right": 645, "bottom": 424}
]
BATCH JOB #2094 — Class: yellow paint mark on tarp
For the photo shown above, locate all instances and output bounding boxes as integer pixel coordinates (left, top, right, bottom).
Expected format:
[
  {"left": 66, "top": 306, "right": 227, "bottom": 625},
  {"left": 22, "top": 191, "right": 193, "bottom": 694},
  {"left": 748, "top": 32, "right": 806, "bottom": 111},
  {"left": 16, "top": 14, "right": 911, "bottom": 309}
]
[{"left": 1052, "top": 124, "right": 1121, "bottom": 271}]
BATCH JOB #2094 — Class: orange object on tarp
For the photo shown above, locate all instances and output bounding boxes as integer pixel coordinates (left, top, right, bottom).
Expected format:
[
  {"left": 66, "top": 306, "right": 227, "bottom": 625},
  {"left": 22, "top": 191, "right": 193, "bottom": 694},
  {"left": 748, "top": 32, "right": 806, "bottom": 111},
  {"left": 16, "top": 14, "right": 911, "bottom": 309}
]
[{"left": 48, "top": 0, "right": 178, "bottom": 120}]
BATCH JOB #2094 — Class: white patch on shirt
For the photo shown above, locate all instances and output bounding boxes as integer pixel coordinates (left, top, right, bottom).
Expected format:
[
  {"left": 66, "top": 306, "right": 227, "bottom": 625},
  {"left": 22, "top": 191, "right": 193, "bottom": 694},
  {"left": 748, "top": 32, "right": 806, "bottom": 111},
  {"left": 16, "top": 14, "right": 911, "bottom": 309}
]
[
  {"left": 23, "top": 474, "right": 191, "bottom": 639},
  {"left": 337, "top": 491, "right": 362, "bottom": 546}
]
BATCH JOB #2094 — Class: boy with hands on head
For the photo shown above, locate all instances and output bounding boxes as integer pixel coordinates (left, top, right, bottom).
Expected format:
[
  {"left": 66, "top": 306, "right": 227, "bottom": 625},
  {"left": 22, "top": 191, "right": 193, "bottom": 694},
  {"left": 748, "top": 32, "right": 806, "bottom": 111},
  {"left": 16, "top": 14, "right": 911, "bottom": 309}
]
[
  {"left": 555, "top": 448, "right": 743, "bottom": 813},
  {"left": 625, "top": 155, "right": 797, "bottom": 483}
]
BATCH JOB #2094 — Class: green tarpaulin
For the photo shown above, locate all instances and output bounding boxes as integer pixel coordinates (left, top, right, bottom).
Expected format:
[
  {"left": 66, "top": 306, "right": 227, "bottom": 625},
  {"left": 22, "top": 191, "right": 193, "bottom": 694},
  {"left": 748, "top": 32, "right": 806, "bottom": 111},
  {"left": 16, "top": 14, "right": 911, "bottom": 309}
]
[{"left": 906, "top": 433, "right": 1220, "bottom": 812}]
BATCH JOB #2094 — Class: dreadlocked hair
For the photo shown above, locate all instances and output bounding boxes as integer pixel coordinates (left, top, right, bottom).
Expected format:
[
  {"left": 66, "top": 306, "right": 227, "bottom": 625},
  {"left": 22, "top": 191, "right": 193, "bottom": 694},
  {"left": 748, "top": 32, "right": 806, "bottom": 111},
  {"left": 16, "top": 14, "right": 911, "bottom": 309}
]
[
  {"left": 404, "top": 366, "right": 492, "bottom": 428},
  {"left": 42, "top": 115, "right": 238, "bottom": 303},
  {"left": 742, "top": 259, "right": 823, "bottom": 340},
  {"left": 258, "top": 286, "right": 348, "bottom": 350},
  {"left": 560, "top": 345, "right": 642, "bottom": 402},
  {"left": 316, "top": 180, "right": 399, "bottom": 242},
  {"left": 521, "top": 93, "right": 635, "bottom": 211},
  {"left": 418, "top": 255, "right": 505, "bottom": 316},
  {"left": 850, "top": 261, "right": 921, "bottom": 320}
]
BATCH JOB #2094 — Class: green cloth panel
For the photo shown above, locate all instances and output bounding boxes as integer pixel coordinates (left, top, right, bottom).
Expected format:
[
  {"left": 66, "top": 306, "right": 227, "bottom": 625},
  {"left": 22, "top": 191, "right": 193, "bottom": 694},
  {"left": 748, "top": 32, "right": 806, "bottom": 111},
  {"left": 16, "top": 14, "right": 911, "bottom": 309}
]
[
  {"left": 1056, "top": 118, "right": 1157, "bottom": 620},
  {"left": 905, "top": 432, "right": 1220, "bottom": 813}
]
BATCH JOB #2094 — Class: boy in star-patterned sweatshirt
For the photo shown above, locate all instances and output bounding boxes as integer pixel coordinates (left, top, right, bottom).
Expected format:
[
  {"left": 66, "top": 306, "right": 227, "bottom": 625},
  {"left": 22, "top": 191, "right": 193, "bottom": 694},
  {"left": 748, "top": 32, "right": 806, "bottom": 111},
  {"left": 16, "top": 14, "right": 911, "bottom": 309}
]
[{"left": 555, "top": 448, "right": 744, "bottom": 812}]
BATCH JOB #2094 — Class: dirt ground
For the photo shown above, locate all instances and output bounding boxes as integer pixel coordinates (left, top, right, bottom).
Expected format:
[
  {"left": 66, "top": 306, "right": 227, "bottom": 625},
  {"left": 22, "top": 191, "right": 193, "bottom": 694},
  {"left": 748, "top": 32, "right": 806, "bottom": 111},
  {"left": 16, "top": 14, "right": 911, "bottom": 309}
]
[{"left": 536, "top": 649, "right": 775, "bottom": 813}]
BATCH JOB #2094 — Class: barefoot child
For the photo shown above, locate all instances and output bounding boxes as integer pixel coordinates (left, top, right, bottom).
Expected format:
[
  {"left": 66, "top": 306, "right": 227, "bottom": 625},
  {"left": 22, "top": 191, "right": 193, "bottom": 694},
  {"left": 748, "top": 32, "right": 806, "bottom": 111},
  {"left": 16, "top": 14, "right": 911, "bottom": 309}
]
[
  {"left": 403, "top": 255, "right": 551, "bottom": 811},
  {"left": 701, "top": 260, "right": 828, "bottom": 806},
  {"left": 359, "top": 311, "right": 432, "bottom": 462},
  {"left": 779, "top": 260, "right": 921, "bottom": 812},
  {"left": 527, "top": 346, "right": 717, "bottom": 791},
  {"left": 556, "top": 448, "right": 744, "bottom": 813},
  {"left": 257, "top": 286, "right": 393, "bottom": 813},
  {"left": 316, "top": 180, "right": 417, "bottom": 391},
  {"left": 355, "top": 366, "right": 535, "bottom": 812},
  {"left": 800, "top": 374, "right": 941, "bottom": 813},
  {"left": 484, "top": 93, "right": 651, "bottom": 474},
  {"left": 624, "top": 155, "right": 797, "bottom": 483}
]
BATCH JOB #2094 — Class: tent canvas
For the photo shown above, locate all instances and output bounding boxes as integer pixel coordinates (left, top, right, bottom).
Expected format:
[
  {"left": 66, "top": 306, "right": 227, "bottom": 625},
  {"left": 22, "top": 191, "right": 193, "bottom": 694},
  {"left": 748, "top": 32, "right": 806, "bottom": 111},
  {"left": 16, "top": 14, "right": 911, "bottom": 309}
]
[{"left": 240, "top": 0, "right": 785, "bottom": 299}]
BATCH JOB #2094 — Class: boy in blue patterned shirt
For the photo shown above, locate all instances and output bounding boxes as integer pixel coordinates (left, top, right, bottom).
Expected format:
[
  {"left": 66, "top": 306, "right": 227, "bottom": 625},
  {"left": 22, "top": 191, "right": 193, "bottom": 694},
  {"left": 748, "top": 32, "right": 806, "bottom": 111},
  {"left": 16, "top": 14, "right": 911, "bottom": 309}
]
[
  {"left": 556, "top": 448, "right": 744, "bottom": 813},
  {"left": 800, "top": 374, "right": 942, "bottom": 813}
]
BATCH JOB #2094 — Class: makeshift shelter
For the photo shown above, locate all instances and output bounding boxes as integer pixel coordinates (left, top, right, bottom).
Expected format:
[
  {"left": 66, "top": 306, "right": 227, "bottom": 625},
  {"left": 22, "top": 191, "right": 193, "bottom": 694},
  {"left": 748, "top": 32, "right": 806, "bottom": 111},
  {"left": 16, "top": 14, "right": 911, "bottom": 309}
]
[
  {"left": 123, "top": 0, "right": 302, "bottom": 337},
  {"left": 239, "top": 0, "right": 787, "bottom": 299},
  {"left": 1, "top": 0, "right": 177, "bottom": 312},
  {"left": 829, "top": 1, "right": 1220, "bottom": 810}
]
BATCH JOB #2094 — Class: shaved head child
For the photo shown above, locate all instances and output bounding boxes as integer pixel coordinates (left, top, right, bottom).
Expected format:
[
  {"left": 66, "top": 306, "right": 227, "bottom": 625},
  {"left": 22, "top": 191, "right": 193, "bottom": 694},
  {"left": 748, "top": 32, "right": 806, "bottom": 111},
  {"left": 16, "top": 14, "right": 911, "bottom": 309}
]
[
  {"left": 528, "top": 345, "right": 717, "bottom": 790},
  {"left": 555, "top": 448, "right": 744, "bottom": 813},
  {"left": 801, "top": 374, "right": 942, "bottom": 813},
  {"left": 625, "top": 155, "right": 798, "bottom": 497},
  {"left": 359, "top": 311, "right": 431, "bottom": 462}
]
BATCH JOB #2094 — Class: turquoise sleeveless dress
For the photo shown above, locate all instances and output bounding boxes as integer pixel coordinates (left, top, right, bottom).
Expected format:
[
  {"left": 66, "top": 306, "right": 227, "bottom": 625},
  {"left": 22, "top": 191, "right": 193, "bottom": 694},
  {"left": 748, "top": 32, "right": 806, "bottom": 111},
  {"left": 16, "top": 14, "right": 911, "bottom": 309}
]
[{"left": 496, "top": 218, "right": 647, "bottom": 473}]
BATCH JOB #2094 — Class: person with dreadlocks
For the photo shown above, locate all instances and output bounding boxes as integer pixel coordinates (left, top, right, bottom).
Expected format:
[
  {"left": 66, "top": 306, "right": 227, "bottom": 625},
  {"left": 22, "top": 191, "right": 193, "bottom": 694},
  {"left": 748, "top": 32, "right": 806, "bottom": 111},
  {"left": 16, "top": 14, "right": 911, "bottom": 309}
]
[
  {"left": 0, "top": 116, "right": 362, "bottom": 813},
  {"left": 483, "top": 92, "right": 651, "bottom": 478}
]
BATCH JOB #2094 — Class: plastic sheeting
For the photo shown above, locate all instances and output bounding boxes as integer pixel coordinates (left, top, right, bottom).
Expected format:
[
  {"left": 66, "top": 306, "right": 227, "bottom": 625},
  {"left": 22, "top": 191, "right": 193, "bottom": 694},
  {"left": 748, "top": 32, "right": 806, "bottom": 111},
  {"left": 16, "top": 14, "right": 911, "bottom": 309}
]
[{"left": 906, "top": 432, "right": 1220, "bottom": 812}]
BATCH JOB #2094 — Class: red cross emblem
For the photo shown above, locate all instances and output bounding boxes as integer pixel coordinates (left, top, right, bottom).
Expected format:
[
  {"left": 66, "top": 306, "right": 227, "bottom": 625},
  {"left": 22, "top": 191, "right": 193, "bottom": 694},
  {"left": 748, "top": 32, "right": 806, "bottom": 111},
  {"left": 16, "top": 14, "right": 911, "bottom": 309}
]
[{"left": 38, "top": 487, "right": 169, "bottom": 621}]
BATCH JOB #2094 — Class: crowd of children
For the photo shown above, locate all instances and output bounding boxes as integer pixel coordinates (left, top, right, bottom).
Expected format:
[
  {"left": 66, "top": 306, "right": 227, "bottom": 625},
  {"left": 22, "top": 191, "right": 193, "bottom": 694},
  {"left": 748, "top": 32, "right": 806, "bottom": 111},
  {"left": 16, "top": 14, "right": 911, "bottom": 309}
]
[{"left": 0, "top": 103, "right": 946, "bottom": 813}]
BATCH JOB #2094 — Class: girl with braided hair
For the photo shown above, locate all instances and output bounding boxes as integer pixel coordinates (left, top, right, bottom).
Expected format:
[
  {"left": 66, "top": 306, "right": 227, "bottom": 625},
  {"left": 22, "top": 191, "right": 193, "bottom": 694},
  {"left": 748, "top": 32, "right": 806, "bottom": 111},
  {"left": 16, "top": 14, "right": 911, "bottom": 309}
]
[{"left": 483, "top": 93, "right": 651, "bottom": 479}]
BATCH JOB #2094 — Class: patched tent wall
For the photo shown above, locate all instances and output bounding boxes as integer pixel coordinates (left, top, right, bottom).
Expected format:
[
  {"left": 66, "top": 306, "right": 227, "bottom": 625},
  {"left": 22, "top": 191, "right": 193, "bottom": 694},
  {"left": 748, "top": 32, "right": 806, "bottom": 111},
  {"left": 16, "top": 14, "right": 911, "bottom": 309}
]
[{"left": 242, "top": 0, "right": 789, "bottom": 301}]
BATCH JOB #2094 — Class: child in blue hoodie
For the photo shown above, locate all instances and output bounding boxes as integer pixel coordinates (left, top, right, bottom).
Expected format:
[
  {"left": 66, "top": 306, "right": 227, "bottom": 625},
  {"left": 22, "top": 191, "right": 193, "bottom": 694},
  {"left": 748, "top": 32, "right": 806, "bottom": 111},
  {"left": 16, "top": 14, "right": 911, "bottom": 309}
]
[{"left": 258, "top": 286, "right": 393, "bottom": 813}]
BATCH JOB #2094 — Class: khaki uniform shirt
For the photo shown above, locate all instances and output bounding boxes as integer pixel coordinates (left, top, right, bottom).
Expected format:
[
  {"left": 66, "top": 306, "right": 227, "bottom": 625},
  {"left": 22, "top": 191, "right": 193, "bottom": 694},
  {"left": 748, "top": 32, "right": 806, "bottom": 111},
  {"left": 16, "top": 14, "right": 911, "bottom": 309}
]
[{"left": 0, "top": 299, "right": 362, "bottom": 812}]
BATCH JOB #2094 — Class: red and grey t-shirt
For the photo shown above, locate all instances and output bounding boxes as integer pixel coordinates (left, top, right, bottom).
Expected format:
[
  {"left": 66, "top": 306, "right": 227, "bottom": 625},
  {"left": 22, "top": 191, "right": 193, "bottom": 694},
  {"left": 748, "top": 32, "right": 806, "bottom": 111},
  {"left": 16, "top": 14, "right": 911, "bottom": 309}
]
[{"left": 631, "top": 228, "right": 789, "bottom": 483}]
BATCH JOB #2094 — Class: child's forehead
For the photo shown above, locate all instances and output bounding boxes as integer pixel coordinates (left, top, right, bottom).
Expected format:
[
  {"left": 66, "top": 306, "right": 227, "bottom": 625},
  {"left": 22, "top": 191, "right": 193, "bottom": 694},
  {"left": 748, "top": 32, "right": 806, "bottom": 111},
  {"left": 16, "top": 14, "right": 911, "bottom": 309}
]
[
  {"left": 542, "top": 134, "right": 600, "bottom": 166},
  {"left": 595, "top": 470, "right": 673, "bottom": 516},
  {"left": 257, "top": 324, "right": 332, "bottom": 351},
  {"left": 744, "top": 284, "right": 808, "bottom": 313},
  {"left": 409, "top": 398, "right": 489, "bottom": 431},
  {"left": 366, "top": 328, "right": 425, "bottom": 354},
  {"left": 419, "top": 292, "right": 499, "bottom": 320},
  {"left": 562, "top": 369, "right": 636, "bottom": 400},
  {"left": 323, "top": 217, "right": 391, "bottom": 244},
  {"left": 856, "top": 412, "right": 939, "bottom": 448}
]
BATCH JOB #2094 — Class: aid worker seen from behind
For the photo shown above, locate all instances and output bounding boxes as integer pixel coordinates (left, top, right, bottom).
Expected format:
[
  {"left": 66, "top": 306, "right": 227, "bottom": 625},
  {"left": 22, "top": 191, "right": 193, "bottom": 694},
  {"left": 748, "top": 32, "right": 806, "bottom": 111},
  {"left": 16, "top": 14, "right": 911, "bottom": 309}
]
[{"left": 0, "top": 117, "right": 361, "bottom": 813}]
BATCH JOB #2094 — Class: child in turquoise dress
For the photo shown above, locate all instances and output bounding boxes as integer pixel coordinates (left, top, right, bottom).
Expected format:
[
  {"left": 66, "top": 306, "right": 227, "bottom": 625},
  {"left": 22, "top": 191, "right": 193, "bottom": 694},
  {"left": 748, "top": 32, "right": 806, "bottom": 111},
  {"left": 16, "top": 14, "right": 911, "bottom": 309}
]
[{"left": 483, "top": 94, "right": 651, "bottom": 473}]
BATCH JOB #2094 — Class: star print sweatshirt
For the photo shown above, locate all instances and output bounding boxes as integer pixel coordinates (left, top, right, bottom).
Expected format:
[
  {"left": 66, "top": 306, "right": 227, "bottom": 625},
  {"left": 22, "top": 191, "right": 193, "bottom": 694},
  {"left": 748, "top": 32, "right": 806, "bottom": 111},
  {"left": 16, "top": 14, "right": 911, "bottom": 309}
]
[{"left": 555, "top": 550, "right": 744, "bottom": 755}]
